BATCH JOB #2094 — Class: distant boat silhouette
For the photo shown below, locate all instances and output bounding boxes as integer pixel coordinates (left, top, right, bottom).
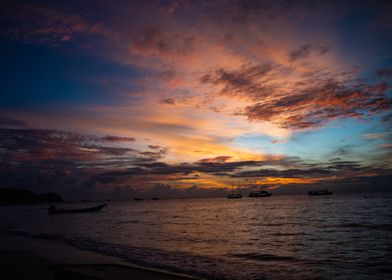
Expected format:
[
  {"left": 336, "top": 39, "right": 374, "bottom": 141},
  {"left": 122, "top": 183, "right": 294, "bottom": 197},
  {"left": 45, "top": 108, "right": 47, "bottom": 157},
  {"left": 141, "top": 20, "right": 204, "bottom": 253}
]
[
  {"left": 308, "top": 189, "right": 333, "bottom": 196},
  {"left": 249, "top": 190, "right": 272, "bottom": 197},
  {"left": 48, "top": 204, "right": 106, "bottom": 215},
  {"left": 133, "top": 198, "right": 144, "bottom": 201},
  {"left": 227, "top": 184, "right": 242, "bottom": 199}
]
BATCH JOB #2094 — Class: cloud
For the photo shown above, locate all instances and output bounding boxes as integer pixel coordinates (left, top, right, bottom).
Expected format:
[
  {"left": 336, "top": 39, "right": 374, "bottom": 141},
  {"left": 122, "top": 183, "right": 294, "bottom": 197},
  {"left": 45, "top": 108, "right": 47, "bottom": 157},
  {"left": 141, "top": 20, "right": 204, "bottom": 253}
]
[
  {"left": 131, "top": 27, "right": 196, "bottom": 57},
  {"left": 160, "top": 98, "right": 176, "bottom": 105},
  {"left": 232, "top": 168, "right": 331, "bottom": 178},
  {"left": 0, "top": 126, "right": 151, "bottom": 167},
  {"left": 106, "top": 183, "right": 228, "bottom": 200},
  {"left": 2, "top": 1, "right": 390, "bottom": 134},
  {"left": 199, "top": 57, "right": 391, "bottom": 129},
  {"left": 0, "top": 2, "right": 105, "bottom": 45},
  {"left": 288, "top": 44, "right": 328, "bottom": 62},
  {"left": 200, "top": 63, "right": 275, "bottom": 101},
  {"left": 198, "top": 156, "right": 232, "bottom": 163},
  {"left": 1, "top": 120, "right": 391, "bottom": 199},
  {"left": 379, "top": 143, "right": 392, "bottom": 149},
  {"left": 99, "top": 135, "right": 136, "bottom": 142},
  {"left": 243, "top": 79, "right": 391, "bottom": 129},
  {"left": 0, "top": 116, "right": 28, "bottom": 128},
  {"left": 362, "top": 132, "right": 391, "bottom": 140},
  {"left": 377, "top": 68, "right": 392, "bottom": 78}
]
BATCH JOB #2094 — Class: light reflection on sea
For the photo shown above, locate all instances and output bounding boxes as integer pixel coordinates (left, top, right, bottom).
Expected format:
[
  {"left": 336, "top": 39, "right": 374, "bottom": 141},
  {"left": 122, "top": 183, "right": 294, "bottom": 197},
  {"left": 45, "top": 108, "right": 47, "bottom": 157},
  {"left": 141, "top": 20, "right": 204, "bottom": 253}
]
[{"left": 1, "top": 193, "right": 392, "bottom": 279}]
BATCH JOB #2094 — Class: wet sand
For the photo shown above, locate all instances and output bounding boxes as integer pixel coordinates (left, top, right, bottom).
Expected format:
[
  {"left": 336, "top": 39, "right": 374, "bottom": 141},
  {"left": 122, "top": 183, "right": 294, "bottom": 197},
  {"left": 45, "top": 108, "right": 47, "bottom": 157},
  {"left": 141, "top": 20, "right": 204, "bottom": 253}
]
[{"left": 0, "top": 235, "right": 202, "bottom": 280}]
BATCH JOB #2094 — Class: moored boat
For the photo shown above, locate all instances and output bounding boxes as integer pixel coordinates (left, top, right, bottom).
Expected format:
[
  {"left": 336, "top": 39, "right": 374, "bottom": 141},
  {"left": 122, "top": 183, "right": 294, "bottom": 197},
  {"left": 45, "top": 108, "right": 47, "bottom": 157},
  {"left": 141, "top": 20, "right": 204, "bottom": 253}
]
[
  {"left": 248, "top": 190, "right": 272, "bottom": 197},
  {"left": 308, "top": 189, "right": 333, "bottom": 196},
  {"left": 48, "top": 204, "right": 106, "bottom": 215},
  {"left": 227, "top": 184, "right": 242, "bottom": 199}
]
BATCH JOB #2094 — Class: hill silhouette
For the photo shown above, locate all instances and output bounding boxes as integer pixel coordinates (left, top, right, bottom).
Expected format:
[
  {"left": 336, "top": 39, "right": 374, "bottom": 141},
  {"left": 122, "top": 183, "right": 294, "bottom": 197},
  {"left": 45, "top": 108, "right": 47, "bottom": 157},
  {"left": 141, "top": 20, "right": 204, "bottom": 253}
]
[{"left": 0, "top": 188, "right": 63, "bottom": 205}]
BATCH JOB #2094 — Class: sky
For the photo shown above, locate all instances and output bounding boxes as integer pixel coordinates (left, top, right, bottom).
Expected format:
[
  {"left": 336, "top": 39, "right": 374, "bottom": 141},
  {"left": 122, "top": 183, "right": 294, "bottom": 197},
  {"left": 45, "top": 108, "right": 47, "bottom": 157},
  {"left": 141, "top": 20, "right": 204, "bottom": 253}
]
[{"left": 0, "top": 0, "right": 391, "bottom": 200}]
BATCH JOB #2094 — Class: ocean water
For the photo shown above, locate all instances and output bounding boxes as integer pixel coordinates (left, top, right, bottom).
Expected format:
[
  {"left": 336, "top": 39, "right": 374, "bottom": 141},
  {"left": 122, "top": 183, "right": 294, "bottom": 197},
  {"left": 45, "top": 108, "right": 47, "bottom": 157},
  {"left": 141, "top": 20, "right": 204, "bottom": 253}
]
[{"left": 1, "top": 193, "right": 392, "bottom": 279}]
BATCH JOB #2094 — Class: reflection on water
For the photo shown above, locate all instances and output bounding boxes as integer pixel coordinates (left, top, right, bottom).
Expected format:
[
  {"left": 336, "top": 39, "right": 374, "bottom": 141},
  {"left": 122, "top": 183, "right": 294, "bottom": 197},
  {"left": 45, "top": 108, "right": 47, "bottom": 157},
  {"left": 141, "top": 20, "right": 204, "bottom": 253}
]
[{"left": 1, "top": 193, "right": 392, "bottom": 279}]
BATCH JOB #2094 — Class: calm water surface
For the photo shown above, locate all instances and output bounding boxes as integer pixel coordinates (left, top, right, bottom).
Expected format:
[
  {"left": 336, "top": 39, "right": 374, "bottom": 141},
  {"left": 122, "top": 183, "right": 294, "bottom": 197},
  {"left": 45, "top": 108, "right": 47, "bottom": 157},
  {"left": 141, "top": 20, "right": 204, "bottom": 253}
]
[{"left": 1, "top": 193, "right": 392, "bottom": 279}]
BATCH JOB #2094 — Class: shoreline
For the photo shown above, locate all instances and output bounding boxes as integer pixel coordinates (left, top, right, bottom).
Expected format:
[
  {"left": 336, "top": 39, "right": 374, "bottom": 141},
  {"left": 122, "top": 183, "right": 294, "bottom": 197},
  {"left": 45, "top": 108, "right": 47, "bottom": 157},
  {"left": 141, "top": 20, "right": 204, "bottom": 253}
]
[{"left": 0, "top": 234, "right": 202, "bottom": 280}]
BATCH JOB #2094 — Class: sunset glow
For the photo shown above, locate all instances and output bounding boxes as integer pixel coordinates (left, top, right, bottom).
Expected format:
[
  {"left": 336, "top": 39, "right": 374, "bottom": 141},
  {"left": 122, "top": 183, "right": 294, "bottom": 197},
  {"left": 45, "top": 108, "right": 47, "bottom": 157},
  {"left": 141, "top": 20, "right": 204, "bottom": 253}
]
[{"left": 0, "top": 0, "right": 391, "bottom": 199}]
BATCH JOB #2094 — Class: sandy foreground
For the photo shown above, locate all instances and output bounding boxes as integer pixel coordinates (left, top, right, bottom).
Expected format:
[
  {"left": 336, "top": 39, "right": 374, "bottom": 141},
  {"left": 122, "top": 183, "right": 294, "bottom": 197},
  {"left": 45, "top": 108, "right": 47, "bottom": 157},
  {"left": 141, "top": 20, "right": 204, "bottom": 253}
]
[{"left": 0, "top": 234, "right": 202, "bottom": 280}]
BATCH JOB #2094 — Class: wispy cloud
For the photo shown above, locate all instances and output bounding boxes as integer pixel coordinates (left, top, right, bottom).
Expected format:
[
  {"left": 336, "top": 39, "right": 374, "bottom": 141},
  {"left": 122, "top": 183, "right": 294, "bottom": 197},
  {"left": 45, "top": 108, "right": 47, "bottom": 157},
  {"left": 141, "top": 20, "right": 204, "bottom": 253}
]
[{"left": 288, "top": 44, "right": 328, "bottom": 62}]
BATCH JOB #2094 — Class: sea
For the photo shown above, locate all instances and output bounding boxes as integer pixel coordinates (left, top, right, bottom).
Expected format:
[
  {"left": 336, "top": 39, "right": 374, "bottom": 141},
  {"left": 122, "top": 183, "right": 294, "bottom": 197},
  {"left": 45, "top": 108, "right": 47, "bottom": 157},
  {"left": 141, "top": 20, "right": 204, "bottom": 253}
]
[{"left": 1, "top": 193, "right": 392, "bottom": 280}]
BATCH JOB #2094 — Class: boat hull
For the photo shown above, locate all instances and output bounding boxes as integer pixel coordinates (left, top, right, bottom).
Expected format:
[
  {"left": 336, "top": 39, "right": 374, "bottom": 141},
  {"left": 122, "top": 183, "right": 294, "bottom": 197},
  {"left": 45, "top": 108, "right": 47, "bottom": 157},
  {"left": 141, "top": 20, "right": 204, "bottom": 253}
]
[
  {"left": 248, "top": 190, "right": 272, "bottom": 197},
  {"left": 308, "top": 190, "right": 333, "bottom": 196},
  {"left": 227, "top": 195, "right": 242, "bottom": 199},
  {"left": 249, "top": 193, "right": 272, "bottom": 197},
  {"left": 48, "top": 204, "right": 106, "bottom": 215}
]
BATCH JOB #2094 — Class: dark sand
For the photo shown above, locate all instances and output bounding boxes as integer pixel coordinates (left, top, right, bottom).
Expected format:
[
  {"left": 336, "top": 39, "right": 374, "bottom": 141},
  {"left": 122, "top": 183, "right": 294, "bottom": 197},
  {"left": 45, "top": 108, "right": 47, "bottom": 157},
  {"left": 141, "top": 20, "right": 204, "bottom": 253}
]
[{"left": 0, "top": 235, "right": 202, "bottom": 280}]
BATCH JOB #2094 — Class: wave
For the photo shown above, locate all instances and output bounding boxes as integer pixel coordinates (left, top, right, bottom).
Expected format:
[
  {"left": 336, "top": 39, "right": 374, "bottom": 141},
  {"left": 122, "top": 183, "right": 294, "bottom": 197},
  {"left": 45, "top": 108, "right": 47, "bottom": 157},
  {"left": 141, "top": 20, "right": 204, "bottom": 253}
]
[
  {"left": 116, "top": 219, "right": 139, "bottom": 225},
  {"left": 5, "top": 228, "right": 249, "bottom": 280},
  {"left": 247, "top": 222, "right": 303, "bottom": 227},
  {"left": 230, "top": 253, "right": 301, "bottom": 262},
  {"left": 271, "top": 232, "right": 311, "bottom": 237},
  {"left": 337, "top": 223, "right": 392, "bottom": 231},
  {"left": 7, "top": 228, "right": 64, "bottom": 240},
  {"left": 62, "top": 237, "right": 230, "bottom": 279}
]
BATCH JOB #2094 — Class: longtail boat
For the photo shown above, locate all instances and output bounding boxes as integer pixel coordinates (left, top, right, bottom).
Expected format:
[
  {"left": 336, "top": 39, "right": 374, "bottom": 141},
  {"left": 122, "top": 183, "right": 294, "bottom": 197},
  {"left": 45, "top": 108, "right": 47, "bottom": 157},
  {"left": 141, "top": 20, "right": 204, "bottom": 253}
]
[{"left": 48, "top": 204, "right": 106, "bottom": 215}]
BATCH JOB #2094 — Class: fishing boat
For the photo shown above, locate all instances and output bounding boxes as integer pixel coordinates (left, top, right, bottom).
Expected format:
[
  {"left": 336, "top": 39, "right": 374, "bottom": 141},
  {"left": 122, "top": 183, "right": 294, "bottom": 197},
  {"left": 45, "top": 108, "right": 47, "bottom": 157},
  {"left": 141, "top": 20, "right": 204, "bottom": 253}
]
[
  {"left": 48, "top": 204, "right": 106, "bottom": 215},
  {"left": 248, "top": 190, "right": 272, "bottom": 197},
  {"left": 308, "top": 189, "right": 333, "bottom": 196},
  {"left": 227, "top": 185, "right": 242, "bottom": 199}
]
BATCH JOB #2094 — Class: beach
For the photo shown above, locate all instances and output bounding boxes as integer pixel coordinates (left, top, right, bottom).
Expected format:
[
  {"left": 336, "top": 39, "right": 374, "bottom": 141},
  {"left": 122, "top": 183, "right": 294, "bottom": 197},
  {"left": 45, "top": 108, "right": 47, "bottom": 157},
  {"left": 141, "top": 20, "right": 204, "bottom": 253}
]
[{"left": 0, "top": 234, "right": 201, "bottom": 280}]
